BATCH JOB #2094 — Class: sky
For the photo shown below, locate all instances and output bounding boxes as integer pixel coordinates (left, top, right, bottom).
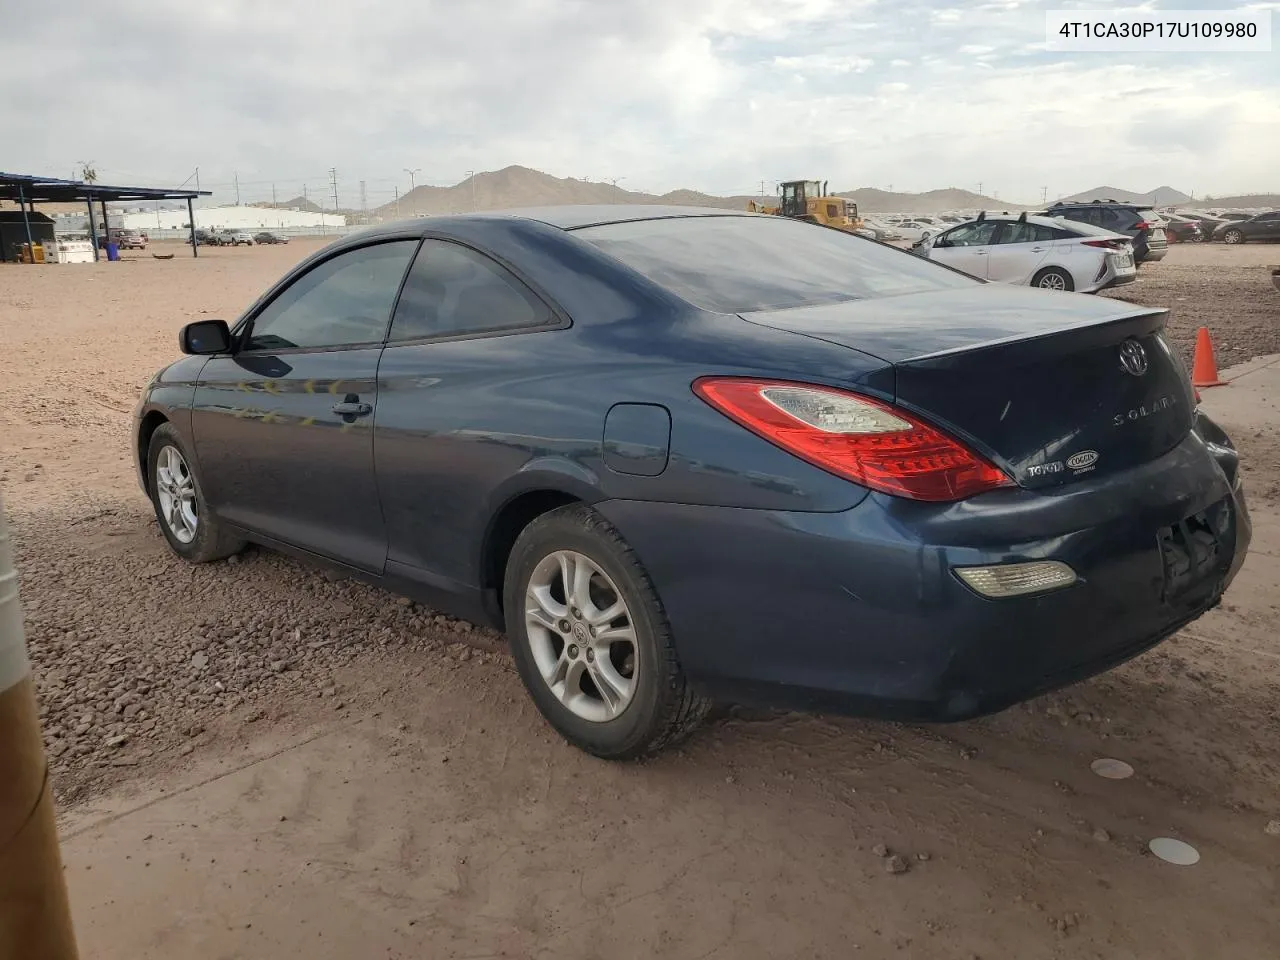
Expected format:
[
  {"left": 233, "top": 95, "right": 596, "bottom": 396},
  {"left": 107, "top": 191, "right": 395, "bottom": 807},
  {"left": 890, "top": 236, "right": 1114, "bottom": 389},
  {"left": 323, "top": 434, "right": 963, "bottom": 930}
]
[{"left": 2, "top": 0, "right": 1277, "bottom": 206}]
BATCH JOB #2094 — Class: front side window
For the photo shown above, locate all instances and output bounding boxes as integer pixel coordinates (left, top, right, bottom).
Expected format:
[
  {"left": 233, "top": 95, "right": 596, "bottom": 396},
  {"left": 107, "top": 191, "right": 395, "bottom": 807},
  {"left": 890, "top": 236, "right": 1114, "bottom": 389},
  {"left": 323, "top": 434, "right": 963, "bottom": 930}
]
[
  {"left": 245, "top": 241, "right": 417, "bottom": 351},
  {"left": 389, "top": 240, "right": 553, "bottom": 341},
  {"left": 942, "top": 222, "right": 1000, "bottom": 246}
]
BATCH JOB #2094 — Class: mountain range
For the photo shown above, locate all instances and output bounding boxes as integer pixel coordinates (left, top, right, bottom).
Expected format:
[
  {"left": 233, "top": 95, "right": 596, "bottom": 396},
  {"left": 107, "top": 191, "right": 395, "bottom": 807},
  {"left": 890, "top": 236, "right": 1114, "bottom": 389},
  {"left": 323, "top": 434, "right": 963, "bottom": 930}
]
[{"left": 372, "top": 166, "right": 1026, "bottom": 218}]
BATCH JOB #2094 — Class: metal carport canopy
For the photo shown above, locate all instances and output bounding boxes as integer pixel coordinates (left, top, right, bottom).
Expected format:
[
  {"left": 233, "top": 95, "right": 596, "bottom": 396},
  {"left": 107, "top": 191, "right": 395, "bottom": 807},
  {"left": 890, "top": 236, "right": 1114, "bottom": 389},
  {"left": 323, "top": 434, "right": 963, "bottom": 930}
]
[{"left": 0, "top": 172, "right": 211, "bottom": 260}]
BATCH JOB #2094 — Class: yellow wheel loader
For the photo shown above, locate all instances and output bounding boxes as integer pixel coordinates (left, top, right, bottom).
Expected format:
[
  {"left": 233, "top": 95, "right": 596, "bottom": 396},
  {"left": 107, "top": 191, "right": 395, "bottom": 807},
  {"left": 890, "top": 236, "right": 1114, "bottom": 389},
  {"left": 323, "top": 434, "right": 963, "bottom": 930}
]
[{"left": 747, "top": 180, "right": 864, "bottom": 232}]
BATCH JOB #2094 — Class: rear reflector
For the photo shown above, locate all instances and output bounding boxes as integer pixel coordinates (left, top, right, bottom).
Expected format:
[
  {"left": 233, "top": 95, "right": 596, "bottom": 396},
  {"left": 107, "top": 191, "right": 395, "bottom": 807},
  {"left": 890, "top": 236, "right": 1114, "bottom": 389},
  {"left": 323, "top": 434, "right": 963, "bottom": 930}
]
[
  {"left": 692, "top": 377, "right": 1012, "bottom": 502},
  {"left": 955, "top": 561, "right": 1077, "bottom": 598}
]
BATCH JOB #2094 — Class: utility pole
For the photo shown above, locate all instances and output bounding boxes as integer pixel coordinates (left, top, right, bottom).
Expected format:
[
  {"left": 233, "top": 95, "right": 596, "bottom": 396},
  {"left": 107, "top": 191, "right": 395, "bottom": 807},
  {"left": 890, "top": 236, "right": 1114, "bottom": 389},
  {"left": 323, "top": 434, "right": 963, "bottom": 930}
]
[
  {"left": 1041, "top": 185, "right": 1049, "bottom": 204},
  {"left": 272, "top": 183, "right": 277, "bottom": 206},
  {"left": 195, "top": 167, "right": 200, "bottom": 192},
  {"left": 394, "top": 186, "right": 400, "bottom": 219},
  {"left": 329, "top": 167, "right": 339, "bottom": 216},
  {"left": 233, "top": 171, "right": 240, "bottom": 206},
  {"left": 0, "top": 495, "right": 80, "bottom": 959},
  {"left": 760, "top": 179, "right": 766, "bottom": 198},
  {"left": 467, "top": 170, "right": 477, "bottom": 210},
  {"left": 359, "top": 180, "right": 367, "bottom": 223},
  {"left": 404, "top": 167, "right": 421, "bottom": 191},
  {"left": 977, "top": 182, "right": 984, "bottom": 196}
]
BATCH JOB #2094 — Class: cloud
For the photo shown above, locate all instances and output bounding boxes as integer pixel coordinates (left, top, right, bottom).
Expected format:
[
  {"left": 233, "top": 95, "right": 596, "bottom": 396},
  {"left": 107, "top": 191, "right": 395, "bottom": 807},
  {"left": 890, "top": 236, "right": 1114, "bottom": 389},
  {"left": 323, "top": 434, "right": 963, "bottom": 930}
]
[{"left": 0, "top": 0, "right": 1274, "bottom": 204}]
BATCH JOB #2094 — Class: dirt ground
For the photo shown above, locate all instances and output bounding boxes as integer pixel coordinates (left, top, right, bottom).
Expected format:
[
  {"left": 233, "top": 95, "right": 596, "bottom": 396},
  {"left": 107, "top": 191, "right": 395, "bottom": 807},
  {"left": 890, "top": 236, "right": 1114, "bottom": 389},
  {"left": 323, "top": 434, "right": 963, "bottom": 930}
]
[{"left": 2, "top": 238, "right": 1279, "bottom": 959}]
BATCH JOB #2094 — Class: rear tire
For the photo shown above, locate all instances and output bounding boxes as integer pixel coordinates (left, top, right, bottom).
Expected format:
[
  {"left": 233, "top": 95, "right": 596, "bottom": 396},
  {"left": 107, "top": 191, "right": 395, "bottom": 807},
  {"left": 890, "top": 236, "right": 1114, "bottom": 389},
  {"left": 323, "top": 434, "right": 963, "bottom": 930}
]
[
  {"left": 1223, "top": 228, "right": 1244, "bottom": 244},
  {"left": 1031, "top": 267, "right": 1074, "bottom": 292},
  {"left": 147, "top": 424, "right": 244, "bottom": 563},
  {"left": 503, "top": 504, "right": 710, "bottom": 760}
]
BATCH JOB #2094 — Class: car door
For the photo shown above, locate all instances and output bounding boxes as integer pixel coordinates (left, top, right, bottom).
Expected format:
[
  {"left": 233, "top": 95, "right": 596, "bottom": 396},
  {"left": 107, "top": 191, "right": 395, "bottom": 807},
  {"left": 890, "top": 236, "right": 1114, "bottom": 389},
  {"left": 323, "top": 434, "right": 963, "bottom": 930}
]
[
  {"left": 1247, "top": 211, "right": 1280, "bottom": 239},
  {"left": 373, "top": 238, "right": 568, "bottom": 592},
  {"left": 191, "top": 238, "right": 419, "bottom": 572},
  {"left": 926, "top": 221, "right": 1000, "bottom": 278},
  {"left": 984, "top": 220, "right": 1055, "bottom": 284}
]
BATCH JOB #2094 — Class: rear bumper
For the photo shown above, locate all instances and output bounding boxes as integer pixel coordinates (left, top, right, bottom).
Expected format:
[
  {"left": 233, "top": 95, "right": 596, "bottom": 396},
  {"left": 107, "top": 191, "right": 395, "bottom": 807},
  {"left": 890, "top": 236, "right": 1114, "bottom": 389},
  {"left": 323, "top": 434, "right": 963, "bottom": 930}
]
[
  {"left": 1099, "top": 268, "right": 1137, "bottom": 291},
  {"left": 599, "top": 429, "right": 1249, "bottom": 721}
]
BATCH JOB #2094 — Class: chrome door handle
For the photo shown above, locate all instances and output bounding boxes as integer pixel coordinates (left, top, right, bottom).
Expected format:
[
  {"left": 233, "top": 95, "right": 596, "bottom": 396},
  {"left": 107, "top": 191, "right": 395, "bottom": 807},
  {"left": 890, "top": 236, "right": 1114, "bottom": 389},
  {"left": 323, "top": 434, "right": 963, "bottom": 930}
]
[{"left": 332, "top": 401, "right": 372, "bottom": 417}]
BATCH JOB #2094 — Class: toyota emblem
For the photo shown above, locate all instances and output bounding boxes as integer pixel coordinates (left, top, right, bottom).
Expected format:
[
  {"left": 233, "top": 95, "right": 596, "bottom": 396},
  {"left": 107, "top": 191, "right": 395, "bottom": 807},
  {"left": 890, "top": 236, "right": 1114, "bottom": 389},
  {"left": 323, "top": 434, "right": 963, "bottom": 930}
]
[{"left": 1119, "top": 339, "right": 1148, "bottom": 377}]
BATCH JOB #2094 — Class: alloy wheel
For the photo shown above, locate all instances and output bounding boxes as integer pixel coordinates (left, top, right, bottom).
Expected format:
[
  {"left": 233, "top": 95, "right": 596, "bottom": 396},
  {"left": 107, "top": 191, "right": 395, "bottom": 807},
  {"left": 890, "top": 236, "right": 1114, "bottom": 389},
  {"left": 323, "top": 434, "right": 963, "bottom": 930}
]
[
  {"left": 155, "top": 445, "right": 198, "bottom": 544},
  {"left": 1038, "top": 272, "right": 1067, "bottom": 291},
  {"left": 524, "top": 550, "right": 638, "bottom": 723}
]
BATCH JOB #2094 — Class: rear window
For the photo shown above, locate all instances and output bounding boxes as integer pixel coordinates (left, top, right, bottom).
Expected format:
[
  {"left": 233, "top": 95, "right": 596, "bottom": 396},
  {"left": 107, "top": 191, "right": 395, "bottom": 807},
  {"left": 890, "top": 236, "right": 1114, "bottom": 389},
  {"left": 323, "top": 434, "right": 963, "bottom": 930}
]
[
  {"left": 1052, "top": 217, "right": 1124, "bottom": 239},
  {"left": 573, "top": 215, "right": 975, "bottom": 313}
]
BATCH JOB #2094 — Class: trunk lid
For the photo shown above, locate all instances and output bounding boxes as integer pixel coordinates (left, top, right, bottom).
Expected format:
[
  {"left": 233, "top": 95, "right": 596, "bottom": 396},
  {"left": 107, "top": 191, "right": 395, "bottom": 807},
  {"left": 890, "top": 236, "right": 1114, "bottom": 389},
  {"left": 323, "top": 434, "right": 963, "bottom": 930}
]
[{"left": 740, "top": 285, "right": 1195, "bottom": 488}]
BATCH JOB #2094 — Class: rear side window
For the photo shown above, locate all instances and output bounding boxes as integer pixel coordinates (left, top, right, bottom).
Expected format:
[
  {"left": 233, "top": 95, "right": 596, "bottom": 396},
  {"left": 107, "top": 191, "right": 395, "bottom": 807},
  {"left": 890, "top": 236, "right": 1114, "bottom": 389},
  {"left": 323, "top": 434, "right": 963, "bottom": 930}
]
[
  {"left": 389, "top": 240, "right": 553, "bottom": 341},
  {"left": 1102, "top": 208, "right": 1134, "bottom": 229},
  {"left": 997, "top": 222, "right": 1058, "bottom": 244},
  {"left": 575, "top": 215, "right": 975, "bottom": 313}
]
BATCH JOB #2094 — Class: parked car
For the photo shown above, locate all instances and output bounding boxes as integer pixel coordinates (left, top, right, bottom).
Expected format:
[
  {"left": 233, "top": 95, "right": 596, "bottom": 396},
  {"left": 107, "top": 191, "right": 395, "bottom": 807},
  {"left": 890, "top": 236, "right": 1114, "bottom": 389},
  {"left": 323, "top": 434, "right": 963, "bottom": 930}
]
[
  {"left": 1160, "top": 214, "right": 1203, "bottom": 243},
  {"left": 1172, "top": 211, "right": 1233, "bottom": 238},
  {"left": 887, "top": 219, "right": 937, "bottom": 243},
  {"left": 227, "top": 231, "right": 255, "bottom": 246},
  {"left": 134, "top": 206, "right": 1250, "bottom": 759},
  {"left": 914, "top": 213, "right": 1136, "bottom": 292},
  {"left": 1214, "top": 210, "right": 1280, "bottom": 244},
  {"left": 1045, "top": 200, "right": 1168, "bottom": 264},
  {"left": 254, "top": 232, "right": 289, "bottom": 245},
  {"left": 112, "top": 229, "right": 148, "bottom": 250},
  {"left": 861, "top": 218, "right": 903, "bottom": 241}
]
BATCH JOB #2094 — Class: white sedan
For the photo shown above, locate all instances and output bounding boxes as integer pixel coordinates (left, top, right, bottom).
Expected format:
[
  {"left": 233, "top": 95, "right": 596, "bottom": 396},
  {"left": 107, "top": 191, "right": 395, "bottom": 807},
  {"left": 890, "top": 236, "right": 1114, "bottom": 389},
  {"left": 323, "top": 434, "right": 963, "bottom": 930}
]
[
  {"left": 912, "top": 214, "right": 1137, "bottom": 293},
  {"left": 886, "top": 219, "right": 938, "bottom": 243}
]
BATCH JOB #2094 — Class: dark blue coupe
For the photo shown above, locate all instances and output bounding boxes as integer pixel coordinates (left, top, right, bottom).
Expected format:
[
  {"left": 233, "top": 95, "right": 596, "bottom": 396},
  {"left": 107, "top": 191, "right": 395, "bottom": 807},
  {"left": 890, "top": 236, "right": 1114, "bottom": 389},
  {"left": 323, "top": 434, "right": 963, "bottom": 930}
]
[{"left": 134, "top": 206, "right": 1251, "bottom": 758}]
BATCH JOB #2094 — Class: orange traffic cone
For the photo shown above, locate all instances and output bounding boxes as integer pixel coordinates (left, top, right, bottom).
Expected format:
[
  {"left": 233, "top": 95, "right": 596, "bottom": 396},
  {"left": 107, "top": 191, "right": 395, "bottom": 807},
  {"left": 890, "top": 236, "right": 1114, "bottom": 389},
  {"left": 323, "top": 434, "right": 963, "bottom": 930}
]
[{"left": 1191, "top": 326, "right": 1228, "bottom": 388}]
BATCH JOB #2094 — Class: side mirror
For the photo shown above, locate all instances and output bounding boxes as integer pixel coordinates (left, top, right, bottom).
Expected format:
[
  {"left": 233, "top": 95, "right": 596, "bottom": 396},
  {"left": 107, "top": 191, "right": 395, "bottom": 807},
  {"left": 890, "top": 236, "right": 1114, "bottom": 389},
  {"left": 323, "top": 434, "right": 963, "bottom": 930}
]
[{"left": 179, "top": 319, "right": 232, "bottom": 355}]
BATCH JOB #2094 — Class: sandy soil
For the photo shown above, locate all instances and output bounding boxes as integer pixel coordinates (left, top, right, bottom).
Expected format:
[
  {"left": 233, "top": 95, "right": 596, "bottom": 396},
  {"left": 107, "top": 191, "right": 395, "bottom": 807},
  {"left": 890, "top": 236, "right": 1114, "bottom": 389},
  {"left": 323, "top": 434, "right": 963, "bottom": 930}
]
[{"left": 2, "top": 239, "right": 1279, "bottom": 958}]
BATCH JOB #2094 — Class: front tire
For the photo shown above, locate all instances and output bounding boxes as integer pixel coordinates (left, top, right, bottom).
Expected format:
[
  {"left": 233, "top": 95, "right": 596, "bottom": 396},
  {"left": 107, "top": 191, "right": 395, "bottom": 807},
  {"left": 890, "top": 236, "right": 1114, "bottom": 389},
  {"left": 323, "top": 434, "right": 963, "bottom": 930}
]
[
  {"left": 1223, "top": 229, "right": 1244, "bottom": 244},
  {"left": 1032, "top": 266, "right": 1074, "bottom": 292},
  {"left": 147, "top": 423, "right": 244, "bottom": 563},
  {"left": 503, "top": 504, "right": 710, "bottom": 760}
]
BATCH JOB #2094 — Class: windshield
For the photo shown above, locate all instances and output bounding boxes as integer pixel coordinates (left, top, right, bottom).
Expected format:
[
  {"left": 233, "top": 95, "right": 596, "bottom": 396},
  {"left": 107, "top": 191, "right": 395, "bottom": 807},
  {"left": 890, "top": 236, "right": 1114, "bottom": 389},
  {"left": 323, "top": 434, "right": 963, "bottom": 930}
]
[{"left": 574, "top": 215, "right": 976, "bottom": 314}]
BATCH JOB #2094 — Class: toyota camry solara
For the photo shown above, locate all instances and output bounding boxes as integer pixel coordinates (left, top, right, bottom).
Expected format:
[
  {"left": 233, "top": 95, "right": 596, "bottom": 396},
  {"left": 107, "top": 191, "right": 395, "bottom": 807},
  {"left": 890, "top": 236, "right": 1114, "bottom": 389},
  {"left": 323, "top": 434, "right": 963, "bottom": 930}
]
[{"left": 134, "top": 206, "right": 1251, "bottom": 759}]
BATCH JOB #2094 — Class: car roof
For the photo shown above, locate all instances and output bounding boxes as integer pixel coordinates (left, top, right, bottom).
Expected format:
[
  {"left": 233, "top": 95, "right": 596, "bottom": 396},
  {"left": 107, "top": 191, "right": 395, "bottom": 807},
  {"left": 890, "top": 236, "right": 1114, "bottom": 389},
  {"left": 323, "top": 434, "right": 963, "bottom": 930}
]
[
  {"left": 951, "top": 213, "right": 1064, "bottom": 228},
  {"left": 1049, "top": 200, "right": 1147, "bottom": 210},
  {"left": 475, "top": 204, "right": 757, "bottom": 230},
  {"left": 352, "top": 204, "right": 759, "bottom": 240}
]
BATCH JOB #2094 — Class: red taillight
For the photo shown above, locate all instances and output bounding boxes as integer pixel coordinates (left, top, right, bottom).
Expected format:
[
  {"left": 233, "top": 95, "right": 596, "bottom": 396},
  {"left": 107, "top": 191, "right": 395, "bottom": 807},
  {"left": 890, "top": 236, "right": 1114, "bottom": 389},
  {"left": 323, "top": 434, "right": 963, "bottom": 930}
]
[
  {"left": 692, "top": 377, "right": 1012, "bottom": 502},
  {"left": 1134, "top": 221, "right": 1150, "bottom": 231},
  {"left": 1081, "top": 239, "right": 1123, "bottom": 249}
]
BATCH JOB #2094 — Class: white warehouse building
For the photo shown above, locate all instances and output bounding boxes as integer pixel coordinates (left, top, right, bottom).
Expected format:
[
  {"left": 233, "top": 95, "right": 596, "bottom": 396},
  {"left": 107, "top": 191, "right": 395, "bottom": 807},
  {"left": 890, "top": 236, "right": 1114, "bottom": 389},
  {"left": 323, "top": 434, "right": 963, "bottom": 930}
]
[{"left": 119, "top": 204, "right": 346, "bottom": 231}]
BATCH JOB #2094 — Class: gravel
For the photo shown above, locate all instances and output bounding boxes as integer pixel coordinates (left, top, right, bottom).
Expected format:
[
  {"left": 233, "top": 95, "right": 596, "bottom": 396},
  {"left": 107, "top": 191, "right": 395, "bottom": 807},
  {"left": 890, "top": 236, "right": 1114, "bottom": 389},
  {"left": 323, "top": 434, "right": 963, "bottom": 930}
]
[{"left": 13, "top": 501, "right": 505, "bottom": 804}]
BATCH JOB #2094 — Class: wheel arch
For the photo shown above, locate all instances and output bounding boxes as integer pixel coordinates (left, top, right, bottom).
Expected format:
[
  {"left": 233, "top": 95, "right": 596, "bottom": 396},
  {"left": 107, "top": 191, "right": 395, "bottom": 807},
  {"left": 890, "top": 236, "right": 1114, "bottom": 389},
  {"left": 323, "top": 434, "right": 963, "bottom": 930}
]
[
  {"left": 481, "top": 488, "right": 585, "bottom": 609},
  {"left": 136, "top": 410, "right": 171, "bottom": 495},
  {"left": 479, "top": 459, "right": 607, "bottom": 605}
]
